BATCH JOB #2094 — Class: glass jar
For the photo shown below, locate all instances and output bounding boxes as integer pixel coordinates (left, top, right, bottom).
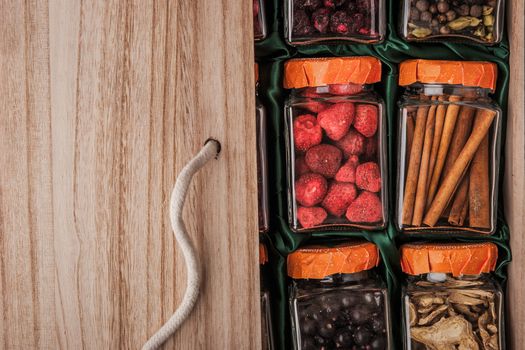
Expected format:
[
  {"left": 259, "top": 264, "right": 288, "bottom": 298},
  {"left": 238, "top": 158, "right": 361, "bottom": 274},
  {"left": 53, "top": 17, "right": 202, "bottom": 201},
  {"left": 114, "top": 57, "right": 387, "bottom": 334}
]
[
  {"left": 288, "top": 242, "right": 392, "bottom": 350},
  {"left": 260, "top": 243, "right": 275, "bottom": 350},
  {"left": 284, "top": 0, "right": 385, "bottom": 45},
  {"left": 400, "top": 243, "right": 505, "bottom": 350},
  {"left": 396, "top": 60, "right": 501, "bottom": 235},
  {"left": 284, "top": 57, "right": 387, "bottom": 232},
  {"left": 399, "top": 0, "right": 504, "bottom": 44},
  {"left": 256, "top": 64, "right": 269, "bottom": 233},
  {"left": 254, "top": 0, "right": 267, "bottom": 41}
]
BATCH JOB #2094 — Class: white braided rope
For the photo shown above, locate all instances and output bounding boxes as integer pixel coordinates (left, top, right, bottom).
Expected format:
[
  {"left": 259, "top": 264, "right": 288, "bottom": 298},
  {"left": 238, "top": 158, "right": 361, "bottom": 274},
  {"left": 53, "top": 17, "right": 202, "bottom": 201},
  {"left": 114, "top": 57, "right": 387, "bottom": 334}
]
[{"left": 142, "top": 140, "right": 221, "bottom": 350}]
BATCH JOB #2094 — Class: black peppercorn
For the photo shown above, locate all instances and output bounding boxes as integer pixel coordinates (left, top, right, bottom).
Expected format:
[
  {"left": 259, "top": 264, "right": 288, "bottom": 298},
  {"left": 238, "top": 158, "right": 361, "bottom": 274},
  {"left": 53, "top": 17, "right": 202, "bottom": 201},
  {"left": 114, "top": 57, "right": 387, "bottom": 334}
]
[
  {"left": 420, "top": 10, "right": 432, "bottom": 22},
  {"left": 470, "top": 4, "right": 482, "bottom": 17},
  {"left": 445, "top": 9, "right": 456, "bottom": 21},
  {"left": 437, "top": 13, "right": 447, "bottom": 23},
  {"left": 437, "top": 0, "right": 449, "bottom": 13},
  {"left": 457, "top": 4, "right": 470, "bottom": 16},
  {"left": 354, "top": 326, "right": 373, "bottom": 346},
  {"left": 410, "top": 7, "right": 420, "bottom": 21},
  {"left": 429, "top": 3, "right": 438, "bottom": 14},
  {"left": 370, "top": 336, "right": 386, "bottom": 350},
  {"left": 415, "top": 0, "right": 430, "bottom": 12},
  {"left": 440, "top": 25, "right": 451, "bottom": 34}
]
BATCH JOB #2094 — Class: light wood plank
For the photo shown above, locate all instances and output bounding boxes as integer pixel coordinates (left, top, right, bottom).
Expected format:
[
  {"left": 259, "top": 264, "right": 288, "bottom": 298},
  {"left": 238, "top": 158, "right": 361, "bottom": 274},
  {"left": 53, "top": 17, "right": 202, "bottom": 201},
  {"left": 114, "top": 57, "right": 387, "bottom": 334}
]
[{"left": 1, "top": 0, "right": 259, "bottom": 349}]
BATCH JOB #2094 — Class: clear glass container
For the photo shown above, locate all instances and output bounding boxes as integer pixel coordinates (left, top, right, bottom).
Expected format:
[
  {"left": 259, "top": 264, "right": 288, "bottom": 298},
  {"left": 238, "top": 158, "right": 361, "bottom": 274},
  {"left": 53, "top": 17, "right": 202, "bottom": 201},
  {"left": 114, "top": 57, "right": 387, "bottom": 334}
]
[
  {"left": 290, "top": 271, "right": 391, "bottom": 350},
  {"left": 399, "top": 0, "right": 504, "bottom": 44},
  {"left": 403, "top": 273, "right": 504, "bottom": 350},
  {"left": 284, "top": 0, "right": 385, "bottom": 45},
  {"left": 285, "top": 83, "right": 387, "bottom": 231},
  {"left": 396, "top": 83, "right": 501, "bottom": 234},
  {"left": 260, "top": 244, "right": 274, "bottom": 350},
  {"left": 254, "top": 0, "right": 267, "bottom": 41},
  {"left": 257, "top": 97, "right": 270, "bottom": 233}
]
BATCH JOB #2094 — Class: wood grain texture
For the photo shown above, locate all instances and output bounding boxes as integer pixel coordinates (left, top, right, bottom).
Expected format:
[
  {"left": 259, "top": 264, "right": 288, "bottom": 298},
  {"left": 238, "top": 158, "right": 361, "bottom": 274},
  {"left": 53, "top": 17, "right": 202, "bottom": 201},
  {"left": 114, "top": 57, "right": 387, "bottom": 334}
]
[
  {"left": 504, "top": 0, "right": 525, "bottom": 344},
  {"left": 0, "top": 1, "right": 259, "bottom": 349}
]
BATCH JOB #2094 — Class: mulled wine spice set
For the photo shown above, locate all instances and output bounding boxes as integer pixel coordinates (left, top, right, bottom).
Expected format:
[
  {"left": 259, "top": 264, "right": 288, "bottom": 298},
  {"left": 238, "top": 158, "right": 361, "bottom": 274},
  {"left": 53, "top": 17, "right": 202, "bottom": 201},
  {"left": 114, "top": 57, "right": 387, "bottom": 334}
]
[{"left": 254, "top": 1, "right": 509, "bottom": 349}]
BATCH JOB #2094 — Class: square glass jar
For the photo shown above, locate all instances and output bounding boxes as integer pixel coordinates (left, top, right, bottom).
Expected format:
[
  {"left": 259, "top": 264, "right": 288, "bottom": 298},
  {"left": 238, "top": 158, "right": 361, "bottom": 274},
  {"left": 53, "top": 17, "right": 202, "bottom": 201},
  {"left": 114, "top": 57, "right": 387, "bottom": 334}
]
[
  {"left": 259, "top": 243, "right": 275, "bottom": 350},
  {"left": 396, "top": 60, "right": 502, "bottom": 235},
  {"left": 254, "top": 0, "right": 268, "bottom": 41},
  {"left": 257, "top": 97, "right": 270, "bottom": 233},
  {"left": 284, "top": 0, "right": 385, "bottom": 45},
  {"left": 399, "top": 0, "right": 504, "bottom": 44}
]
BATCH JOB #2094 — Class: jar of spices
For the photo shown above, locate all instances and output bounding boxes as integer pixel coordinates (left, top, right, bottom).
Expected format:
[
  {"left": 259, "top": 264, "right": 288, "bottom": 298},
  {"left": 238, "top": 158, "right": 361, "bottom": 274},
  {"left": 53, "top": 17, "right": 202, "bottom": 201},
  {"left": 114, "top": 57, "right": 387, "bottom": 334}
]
[
  {"left": 260, "top": 243, "right": 275, "bottom": 350},
  {"left": 396, "top": 59, "right": 501, "bottom": 235},
  {"left": 256, "top": 63, "right": 269, "bottom": 233},
  {"left": 401, "top": 242, "right": 504, "bottom": 350},
  {"left": 288, "top": 241, "right": 392, "bottom": 350},
  {"left": 284, "top": 0, "right": 385, "bottom": 45},
  {"left": 254, "top": 0, "right": 267, "bottom": 41},
  {"left": 284, "top": 57, "right": 387, "bottom": 231},
  {"left": 400, "top": 0, "right": 504, "bottom": 44}
]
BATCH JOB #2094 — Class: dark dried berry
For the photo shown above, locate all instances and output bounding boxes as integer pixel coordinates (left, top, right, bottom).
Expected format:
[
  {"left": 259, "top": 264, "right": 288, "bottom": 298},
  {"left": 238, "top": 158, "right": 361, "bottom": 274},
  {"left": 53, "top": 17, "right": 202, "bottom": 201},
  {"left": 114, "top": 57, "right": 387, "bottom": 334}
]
[
  {"left": 294, "top": 0, "right": 322, "bottom": 11},
  {"left": 329, "top": 10, "right": 351, "bottom": 34},
  {"left": 293, "top": 9, "right": 314, "bottom": 36},
  {"left": 312, "top": 8, "right": 331, "bottom": 33},
  {"left": 323, "top": 0, "right": 346, "bottom": 8}
]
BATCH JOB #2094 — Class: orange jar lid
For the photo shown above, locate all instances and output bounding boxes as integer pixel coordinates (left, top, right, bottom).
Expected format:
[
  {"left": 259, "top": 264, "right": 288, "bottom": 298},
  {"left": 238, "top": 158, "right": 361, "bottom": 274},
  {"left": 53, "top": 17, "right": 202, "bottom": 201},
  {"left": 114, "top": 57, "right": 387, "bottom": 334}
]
[
  {"left": 287, "top": 241, "right": 380, "bottom": 279},
  {"left": 399, "top": 59, "right": 497, "bottom": 92},
  {"left": 283, "top": 57, "right": 382, "bottom": 89},
  {"left": 400, "top": 243, "right": 498, "bottom": 277},
  {"left": 259, "top": 243, "right": 268, "bottom": 265}
]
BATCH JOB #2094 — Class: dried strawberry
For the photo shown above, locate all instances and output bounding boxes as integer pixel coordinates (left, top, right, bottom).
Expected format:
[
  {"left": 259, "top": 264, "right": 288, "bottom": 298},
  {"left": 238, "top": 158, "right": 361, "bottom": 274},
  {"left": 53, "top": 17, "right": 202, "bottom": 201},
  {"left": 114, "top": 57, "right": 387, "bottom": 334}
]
[
  {"left": 328, "top": 83, "right": 364, "bottom": 96},
  {"left": 345, "top": 191, "right": 383, "bottom": 223},
  {"left": 301, "top": 100, "right": 330, "bottom": 113},
  {"left": 354, "top": 104, "right": 378, "bottom": 137},
  {"left": 356, "top": 162, "right": 381, "bottom": 192},
  {"left": 305, "top": 144, "right": 342, "bottom": 178},
  {"left": 297, "top": 206, "right": 328, "bottom": 229},
  {"left": 312, "top": 8, "right": 331, "bottom": 33},
  {"left": 295, "top": 173, "right": 328, "bottom": 207},
  {"left": 321, "top": 182, "right": 357, "bottom": 217},
  {"left": 293, "top": 114, "right": 323, "bottom": 152},
  {"left": 295, "top": 156, "right": 311, "bottom": 178},
  {"left": 334, "top": 155, "right": 359, "bottom": 183},
  {"left": 335, "top": 129, "right": 365, "bottom": 157},
  {"left": 317, "top": 102, "right": 355, "bottom": 141}
]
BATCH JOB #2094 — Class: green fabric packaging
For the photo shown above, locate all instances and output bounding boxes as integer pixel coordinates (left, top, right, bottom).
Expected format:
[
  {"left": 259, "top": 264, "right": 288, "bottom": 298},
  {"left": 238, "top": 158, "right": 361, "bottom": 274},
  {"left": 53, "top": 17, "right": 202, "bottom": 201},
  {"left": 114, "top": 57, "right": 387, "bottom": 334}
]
[{"left": 256, "top": 1, "right": 511, "bottom": 349}]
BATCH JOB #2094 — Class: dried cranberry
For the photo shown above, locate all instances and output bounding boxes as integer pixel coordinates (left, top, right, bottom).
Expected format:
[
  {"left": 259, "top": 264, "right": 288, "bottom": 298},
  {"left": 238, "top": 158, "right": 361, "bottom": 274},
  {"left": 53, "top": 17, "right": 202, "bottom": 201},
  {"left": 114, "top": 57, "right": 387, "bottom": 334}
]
[
  {"left": 356, "top": 0, "right": 378, "bottom": 14},
  {"left": 312, "top": 8, "right": 331, "bottom": 33},
  {"left": 293, "top": 9, "right": 314, "bottom": 36},
  {"left": 294, "top": 0, "right": 322, "bottom": 11},
  {"left": 349, "top": 12, "right": 365, "bottom": 33},
  {"left": 329, "top": 11, "right": 351, "bottom": 34},
  {"left": 323, "top": 0, "right": 346, "bottom": 9},
  {"left": 253, "top": 0, "right": 260, "bottom": 17}
]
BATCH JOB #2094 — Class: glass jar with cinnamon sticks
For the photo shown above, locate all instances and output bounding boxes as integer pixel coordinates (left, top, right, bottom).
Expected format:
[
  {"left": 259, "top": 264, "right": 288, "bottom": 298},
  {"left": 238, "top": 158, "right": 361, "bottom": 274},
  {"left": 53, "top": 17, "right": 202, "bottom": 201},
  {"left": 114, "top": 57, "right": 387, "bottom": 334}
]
[{"left": 396, "top": 59, "right": 502, "bottom": 235}]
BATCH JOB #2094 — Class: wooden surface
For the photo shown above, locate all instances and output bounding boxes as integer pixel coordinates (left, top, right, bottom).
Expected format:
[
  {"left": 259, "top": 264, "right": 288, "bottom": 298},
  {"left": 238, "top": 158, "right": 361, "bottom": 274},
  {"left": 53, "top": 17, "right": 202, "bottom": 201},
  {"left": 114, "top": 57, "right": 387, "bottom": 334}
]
[
  {"left": 504, "top": 0, "right": 525, "bottom": 344},
  {"left": 0, "top": 1, "right": 259, "bottom": 349}
]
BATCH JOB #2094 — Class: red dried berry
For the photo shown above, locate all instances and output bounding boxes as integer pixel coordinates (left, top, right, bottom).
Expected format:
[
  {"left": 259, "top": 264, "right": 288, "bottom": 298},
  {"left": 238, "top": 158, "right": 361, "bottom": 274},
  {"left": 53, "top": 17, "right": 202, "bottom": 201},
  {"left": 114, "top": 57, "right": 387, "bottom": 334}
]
[
  {"left": 328, "top": 83, "right": 364, "bottom": 96},
  {"left": 321, "top": 182, "right": 357, "bottom": 217},
  {"left": 323, "top": 0, "right": 346, "bottom": 9},
  {"left": 295, "top": 0, "right": 322, "bottom": 11},
  {"left": 253, "top": 0, "right": 260, "bottom": 17},
  {"left": 295, "top": 156, "right": 311, "bottom": 178},
  {"left": 312, "top": 8, "right": 331, "bottom": 33},
  {"left": 363, "top": 135, "right": 378, "bottom": 161},
  {"left": 354, "top": 104, "right": 378, "bottom": 137},
  {"left": 356, "top": 162, "right": 381, "bottom": 192},
  {"left": 330, "top": 11, "right": 351, "bottom": 34},
  {"left": 297, "top": 206, "right": 328, "bottom": 229},
  {"left": 345, "top": 191, "right": 383, "bottom": 223},
  {"left": 302, "top": 100, "right": 330, "bottom": 113},
  {"left": 293, "top": 114, "right": 323, "bottom": 152},
  {"left": 349, "top": 12, "right": 365, "bottom": 33},
  {"left": 335, "top": 155, "right": 359, "bottom": 183},
  {"left": 295, "top": 173, "right": 328, "bottom": 207},
  {"left": 305, "top": 144, "right": 342, "bottom": 178},
  {"left": 317, "top": 102, "right": 355, "bottom": 141},
  {"left": 335, "top": 129, "right": 365, "bottom": 157},
  {"left": 293, "top": 9, "right": 314, "bottom": 36}
]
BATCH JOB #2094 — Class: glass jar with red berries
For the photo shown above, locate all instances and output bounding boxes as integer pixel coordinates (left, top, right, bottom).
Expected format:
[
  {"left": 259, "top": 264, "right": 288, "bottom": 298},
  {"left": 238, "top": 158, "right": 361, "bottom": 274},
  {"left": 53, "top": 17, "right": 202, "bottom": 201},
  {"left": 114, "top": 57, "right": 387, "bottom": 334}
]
[
  {"left": 256, "top": 63, "right": 270, "bottom": 233},
  {"left": 288, "top": 241, "right": 392, "bottom": 350},
  {"left": 260, "top": 243, "right": 275, "bottom": 350},
  {"left": 400, "top": 0, "right": 504, "bottom": 44},
  {"left": 254, "top": 0, "right": 267, "bottom": 41},
  {"left": 284, "top": 57, "right": 387, "bottom": 232},
  {"left": 285, "top": 0, "right": 385, "bottom": 45}
]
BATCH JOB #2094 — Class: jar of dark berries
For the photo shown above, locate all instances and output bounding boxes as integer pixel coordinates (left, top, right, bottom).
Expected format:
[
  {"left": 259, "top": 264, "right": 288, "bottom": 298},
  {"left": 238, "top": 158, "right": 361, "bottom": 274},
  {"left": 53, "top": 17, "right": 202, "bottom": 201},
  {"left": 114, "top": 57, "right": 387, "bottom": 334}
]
[
  {"left": 400, "top": 0, "right": 504, "bottom": 44},
  {"left": 260, "top": 243, "right": 275, "bottom": 350},
  {"left": 283, "top": 57, "right": 387, "bottom": 231},
  {"left": 401, "top": 242, "right": 505, "bottom": 350},
  {"left": 396, "top": 59, "right": 502, "bottom": 235},
  {"left": 256, "top": 63, "right": 269, "bottom": 233},
  {"left": 288, "top": 241, "right": 392, "bottom": 350},
  {"left": 284, "top": 0, "right": 385, "bottom": 45},
  {"left": 254, "top": 0, "right": 267, "bottom": 41}
]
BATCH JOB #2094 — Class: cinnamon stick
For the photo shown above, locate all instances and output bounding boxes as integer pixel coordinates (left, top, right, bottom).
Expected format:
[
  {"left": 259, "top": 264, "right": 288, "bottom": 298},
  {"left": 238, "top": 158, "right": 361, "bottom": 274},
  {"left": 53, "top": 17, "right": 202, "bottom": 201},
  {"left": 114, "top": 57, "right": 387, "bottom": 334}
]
[
  {"left": 448, "top": 175, "right": 469, "bottom": 226},
  {"left": 423, "top": 108, "right": 496, "bottom": 227},
  {"left": 459, "top": 198, "right": 469, "bottom": 226},
  {"left": 412, "top": 99, "right": 437, "bottom": 226},
  {"left": 426, "top": 97, "right": 447, "bottom": 193},
  {"left": 402, "top": 103, "right": 430, "bottom": 225},
  {"left": 426, "top": 95, "right": 462, "bottom": 208},
  {"left": 469, "top": 132, "right": 491, "bottom": 229}
]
